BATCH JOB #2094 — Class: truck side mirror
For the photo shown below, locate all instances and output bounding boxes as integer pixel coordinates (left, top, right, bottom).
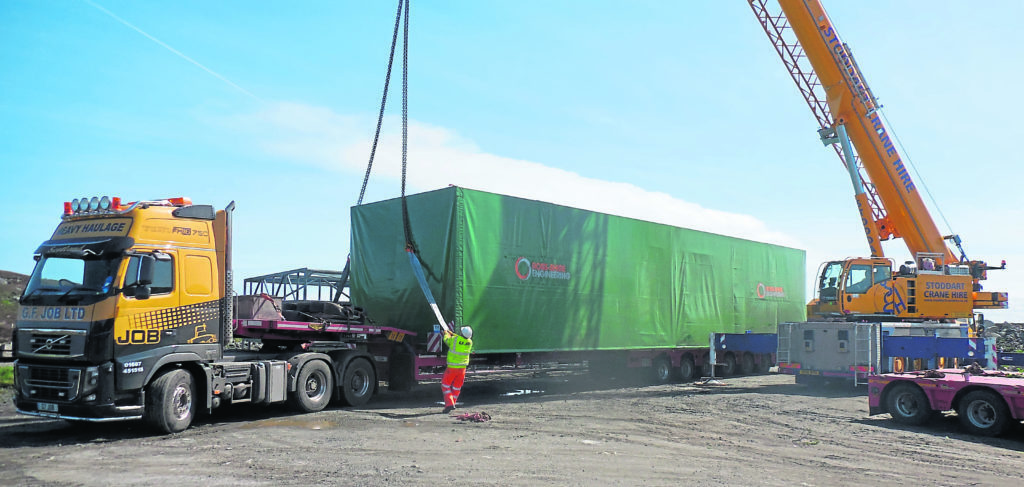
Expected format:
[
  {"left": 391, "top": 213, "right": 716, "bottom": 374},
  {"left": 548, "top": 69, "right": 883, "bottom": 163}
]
[
  {"left": 139, "top": 254, "right": 155, "bottom": 286},
  {"left": 134, "top": 285, "right": 151, "bottom": 300}
]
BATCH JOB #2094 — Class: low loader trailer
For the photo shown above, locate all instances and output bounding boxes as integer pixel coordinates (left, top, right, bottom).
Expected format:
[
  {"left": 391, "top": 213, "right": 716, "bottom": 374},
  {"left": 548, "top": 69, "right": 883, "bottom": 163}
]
[
  {"left": 14, "top": 189, "right": 806, "bottom": 433},
  {"left": 869, "top": 369, "right": 1024, "bottom": 437}
]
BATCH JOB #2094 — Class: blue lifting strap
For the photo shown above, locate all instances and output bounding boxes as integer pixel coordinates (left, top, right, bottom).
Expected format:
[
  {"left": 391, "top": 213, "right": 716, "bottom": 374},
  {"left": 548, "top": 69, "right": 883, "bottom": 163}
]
[{"left": 407, "top": 249, "right": 451, "bottom": 333}]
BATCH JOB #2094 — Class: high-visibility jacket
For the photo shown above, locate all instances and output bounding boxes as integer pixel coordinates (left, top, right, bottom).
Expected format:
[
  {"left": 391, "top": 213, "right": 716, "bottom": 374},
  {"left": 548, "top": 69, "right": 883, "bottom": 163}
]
[{"left": 444, "top": 333, "right": 473, "bottom": 368}]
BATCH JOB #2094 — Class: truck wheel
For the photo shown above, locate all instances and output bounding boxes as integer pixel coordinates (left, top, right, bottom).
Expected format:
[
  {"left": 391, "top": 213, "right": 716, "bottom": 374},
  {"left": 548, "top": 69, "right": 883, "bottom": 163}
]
[
  {"left": 678, "top": 355, "right": 696, "bottom": 381},
  {"left": 885, "top": 383, "right": 931, "bottom": 425},
  {"left": 340, "top": 358, "right": 375, "bottom": 407},
  {"left": 145, "top": 369, "right": 195, "bottom": 434},
  {"left": 757, "top": 354, "right": 773, "bottom": 373},
  {"left": 720, "top": 353, "right": 737, "bottom": 377},
  {"left": 739, "top": 353, "right": 756, "bottom": 375},
  {"left": 651, "top": 357, "right": 673, "bottom": 384},
  {"left": 957, "top": 390, "right": 1010, "bottom": 436},
  {"left": 288, "top": 360, "right": 333, "bottom": 413}
]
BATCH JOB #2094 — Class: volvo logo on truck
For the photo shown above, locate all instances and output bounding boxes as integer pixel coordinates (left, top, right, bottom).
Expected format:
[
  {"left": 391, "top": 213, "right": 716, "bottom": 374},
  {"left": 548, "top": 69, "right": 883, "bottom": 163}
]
[{"left": 514, "top": 257, "right": 571, "bottom": 281}]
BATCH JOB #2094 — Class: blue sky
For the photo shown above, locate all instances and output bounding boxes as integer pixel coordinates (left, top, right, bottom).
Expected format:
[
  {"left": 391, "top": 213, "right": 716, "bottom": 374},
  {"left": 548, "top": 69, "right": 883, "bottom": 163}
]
[{"left": 2, "top": 1, "right": 1021, "bottom": 321}]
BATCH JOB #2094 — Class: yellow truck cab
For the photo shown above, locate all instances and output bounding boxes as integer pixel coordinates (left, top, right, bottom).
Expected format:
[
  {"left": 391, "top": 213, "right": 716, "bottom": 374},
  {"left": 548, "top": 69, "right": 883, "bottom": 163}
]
[{"left": 14, "top": 196, "right": 231, "bottom": 430}]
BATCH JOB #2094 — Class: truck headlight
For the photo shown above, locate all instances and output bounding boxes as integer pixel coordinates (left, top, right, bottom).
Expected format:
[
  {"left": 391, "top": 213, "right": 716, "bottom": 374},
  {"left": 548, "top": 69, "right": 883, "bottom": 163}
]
[
  {"left": 81, "top": 366, "right": 100, "bottom": 395},
  {"left": 16, "top": 365, "right": 30, "bottom": 396}
]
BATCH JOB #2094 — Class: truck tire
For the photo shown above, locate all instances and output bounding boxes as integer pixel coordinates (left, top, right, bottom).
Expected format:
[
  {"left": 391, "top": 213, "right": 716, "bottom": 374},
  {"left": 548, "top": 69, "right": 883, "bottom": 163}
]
[
  {"left": 340, "top": 358, "right": 375, "bottom": 407},
  {"left": 885, "top": 383, "right": 931, "bottom": 425},
  {"left": 678, "top": 355, "right": 696, "bottom": 381},
  {"left": 288, "top": 360, "right": 333, "bottom": 413},
  {"left": 145, "top": 369, "right": 195, "bottom": 434},
  {"left": 739, "top": 353, "right": 756, "bottom": 375},
  {"left": 720, "top": 353, "right": 737, "bottom": 377},
  {"left": 319, "top": 302, "right": 351, "bottom": 321},
  {"left": 651, "top": 357, "right": 673, "bottom": 384},
  {"left": 957, "top": 390, "right": 1010, "bottom": 436}
]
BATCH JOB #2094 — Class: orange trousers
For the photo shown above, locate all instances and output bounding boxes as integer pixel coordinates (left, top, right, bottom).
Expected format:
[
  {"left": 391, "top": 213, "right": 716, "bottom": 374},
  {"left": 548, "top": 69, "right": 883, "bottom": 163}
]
[{"left": 441, "top": 367, "right": 466, "bottom": 407}]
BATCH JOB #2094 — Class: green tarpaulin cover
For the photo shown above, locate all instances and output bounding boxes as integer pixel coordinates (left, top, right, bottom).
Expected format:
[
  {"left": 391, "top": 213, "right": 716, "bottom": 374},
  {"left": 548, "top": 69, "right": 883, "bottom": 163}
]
[{"left": 351, "top": 187, "right": 806, "bottom": 353}]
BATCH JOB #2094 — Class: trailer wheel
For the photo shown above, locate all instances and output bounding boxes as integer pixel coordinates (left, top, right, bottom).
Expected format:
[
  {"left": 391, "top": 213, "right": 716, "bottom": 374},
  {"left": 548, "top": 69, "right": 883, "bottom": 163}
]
[
  {"left": 720, "top": 353, "right": 737, "bottom": 377},
  {"left": 340, "top": 358, "right": 375, "bottom": 407},
  {"left": 957, "top": 390, "right": 1010, "bottom": 436},
  {"left": 288, "top": 360, "right": 333, "bottom": 413},
  {"left": 739, "top": 353, "right": 756, "bottom": 375},
  {"left": 651, "top": 357, "right": 673, "bottom": 384},
  {"left": 145, "top": 369, "right": 195, "bottom": 434},
  {"left": 757, "top": 354, "right": 773, "bottom": 373},
  {"left": 678, "top": 355, "right": 696, "bottom": 381},
  {"left": 885, "top": 383, "right": 931, "bottom": 425}
]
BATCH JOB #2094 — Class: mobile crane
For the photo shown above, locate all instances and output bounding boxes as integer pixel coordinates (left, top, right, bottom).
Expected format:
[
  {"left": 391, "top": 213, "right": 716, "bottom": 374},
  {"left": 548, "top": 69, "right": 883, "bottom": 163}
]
[{"left": 749, "top": 0, "right": 1007, "bottom": 322}]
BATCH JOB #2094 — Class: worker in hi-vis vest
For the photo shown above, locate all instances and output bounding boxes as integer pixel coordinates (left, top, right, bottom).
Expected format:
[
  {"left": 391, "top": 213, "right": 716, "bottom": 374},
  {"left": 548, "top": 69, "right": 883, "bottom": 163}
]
[{"left": 441, "top": 325, "right": 473, "bottom": 414}]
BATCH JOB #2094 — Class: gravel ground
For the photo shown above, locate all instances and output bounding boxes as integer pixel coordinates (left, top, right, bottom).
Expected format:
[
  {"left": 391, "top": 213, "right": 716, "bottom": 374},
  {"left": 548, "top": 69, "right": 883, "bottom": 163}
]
[{"left": 1, "top": 371, "right": 1022, "bottom": 486}]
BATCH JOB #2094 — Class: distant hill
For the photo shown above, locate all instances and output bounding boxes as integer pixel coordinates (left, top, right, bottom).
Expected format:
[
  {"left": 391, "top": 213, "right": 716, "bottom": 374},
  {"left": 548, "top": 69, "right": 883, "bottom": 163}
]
[{"left": 0, "top": 270, "right": 28, "bottom": 342}]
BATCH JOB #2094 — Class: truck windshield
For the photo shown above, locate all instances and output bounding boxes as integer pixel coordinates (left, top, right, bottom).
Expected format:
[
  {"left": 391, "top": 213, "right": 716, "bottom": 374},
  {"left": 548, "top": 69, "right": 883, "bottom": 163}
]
[{"left": 21, "top": 256, "right": 120, "bottom": 305}]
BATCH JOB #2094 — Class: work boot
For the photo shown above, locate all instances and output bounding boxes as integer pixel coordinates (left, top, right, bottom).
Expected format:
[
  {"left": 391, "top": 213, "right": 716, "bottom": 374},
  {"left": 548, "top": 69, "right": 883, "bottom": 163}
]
[{"left": 442, "top": 406, "right": 454, "bottom": 414}]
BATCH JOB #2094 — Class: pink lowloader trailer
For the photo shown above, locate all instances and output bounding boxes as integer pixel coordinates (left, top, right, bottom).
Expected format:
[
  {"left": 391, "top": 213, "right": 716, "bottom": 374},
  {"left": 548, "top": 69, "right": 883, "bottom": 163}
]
[{"left": 868, "top": 369, "right": 1024, "bottom": 436}]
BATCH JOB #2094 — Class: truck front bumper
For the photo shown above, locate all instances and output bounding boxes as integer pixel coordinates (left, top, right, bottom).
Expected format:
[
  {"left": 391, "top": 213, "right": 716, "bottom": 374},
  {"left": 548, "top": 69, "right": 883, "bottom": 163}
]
[
  {"left": 16, "top": 406, "right": 143, "bottom": 422},
  {"left": 14, "top": 360, "right": 143, "bottom": 422}
]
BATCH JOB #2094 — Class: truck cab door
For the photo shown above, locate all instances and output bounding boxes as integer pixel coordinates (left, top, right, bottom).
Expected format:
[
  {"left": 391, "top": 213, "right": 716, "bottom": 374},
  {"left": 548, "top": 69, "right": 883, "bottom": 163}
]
[{"left": 114, "top": 251, "right": 180, "bottom": 349}]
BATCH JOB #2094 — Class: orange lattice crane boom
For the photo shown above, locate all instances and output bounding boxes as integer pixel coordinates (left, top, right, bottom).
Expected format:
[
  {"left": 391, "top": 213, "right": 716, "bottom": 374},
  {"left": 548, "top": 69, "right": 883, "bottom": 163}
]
[
  {"left": 778, "top": 0, "right": 951, "bottom": 263},
  {"left": 750, "top": 0, "right": 1008, "bottom": 321}
]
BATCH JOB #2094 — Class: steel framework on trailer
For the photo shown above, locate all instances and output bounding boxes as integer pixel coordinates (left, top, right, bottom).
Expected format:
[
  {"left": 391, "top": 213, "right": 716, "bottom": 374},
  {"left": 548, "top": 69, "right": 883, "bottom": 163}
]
[{"left": 243, "top": 268, "right": 348, "bottom": 302}]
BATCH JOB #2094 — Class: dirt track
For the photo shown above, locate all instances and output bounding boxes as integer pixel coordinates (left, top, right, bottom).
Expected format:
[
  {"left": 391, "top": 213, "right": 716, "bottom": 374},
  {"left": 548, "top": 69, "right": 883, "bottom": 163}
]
[{"left": 2, "top": 371, "right": 1022, "bottom": 486}]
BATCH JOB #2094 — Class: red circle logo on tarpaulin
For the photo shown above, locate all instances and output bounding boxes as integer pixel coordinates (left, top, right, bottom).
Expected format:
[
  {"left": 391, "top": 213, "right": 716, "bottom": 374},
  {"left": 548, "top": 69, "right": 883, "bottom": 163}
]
[
  {"left": 515, "top": 257, "right": 531, "bottom": 280},
  {"left": 756, "top": 283, "right": 786, "bottom": 299}
]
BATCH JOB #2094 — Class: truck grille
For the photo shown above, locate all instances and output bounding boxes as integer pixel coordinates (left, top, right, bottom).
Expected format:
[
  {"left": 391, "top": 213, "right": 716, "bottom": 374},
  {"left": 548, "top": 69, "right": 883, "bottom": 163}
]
[
  {"left": 29, "top": 334, "right": 74, "bottom": 356},
  {"left": 21, "top": 366, "right": 81, "bottom": 402},
  {"left": 18, "top": 329, "right": 86, "bottom": 359}
]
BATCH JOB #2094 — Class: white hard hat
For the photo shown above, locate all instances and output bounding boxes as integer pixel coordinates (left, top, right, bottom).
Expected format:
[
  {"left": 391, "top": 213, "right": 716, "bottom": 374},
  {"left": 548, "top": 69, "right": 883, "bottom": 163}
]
[{"left": 460, "top": 326, "right": 473, "bottom": 339}]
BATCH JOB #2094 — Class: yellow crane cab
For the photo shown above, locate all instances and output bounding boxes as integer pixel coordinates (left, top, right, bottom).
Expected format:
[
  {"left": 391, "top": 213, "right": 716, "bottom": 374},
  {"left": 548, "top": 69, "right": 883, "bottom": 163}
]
[{"left": 808, "top": 253, "right": 981, "bottom": 322}]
